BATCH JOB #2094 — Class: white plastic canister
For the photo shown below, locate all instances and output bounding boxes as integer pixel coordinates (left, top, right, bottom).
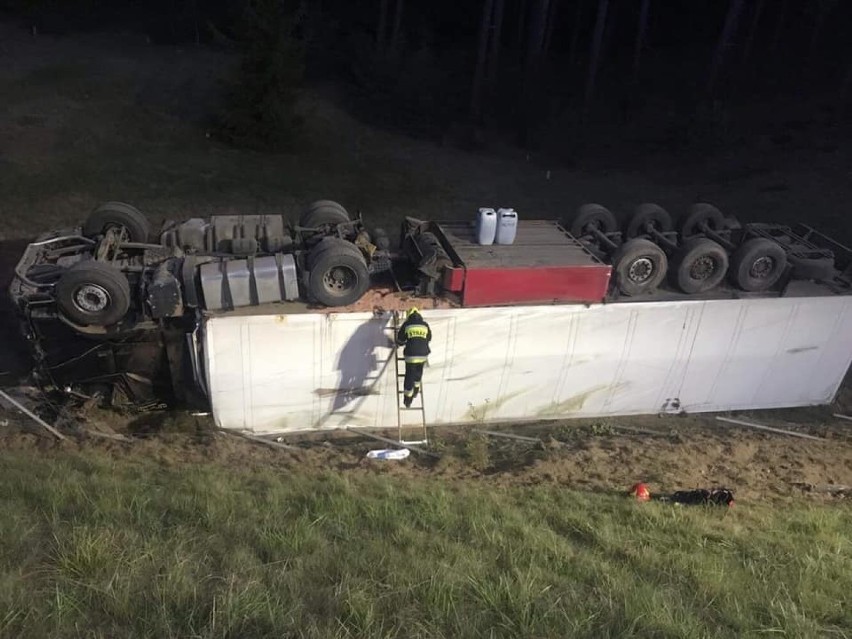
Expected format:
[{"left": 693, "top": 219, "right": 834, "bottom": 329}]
[
  {"left": 495, "top": 208, "right": 518, "bottom": 245},
  {"left": 475, "top": 207, "right": 497, "bottom": 245}
]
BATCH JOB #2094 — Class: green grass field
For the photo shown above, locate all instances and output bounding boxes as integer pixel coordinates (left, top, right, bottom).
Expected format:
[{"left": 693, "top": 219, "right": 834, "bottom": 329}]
[{"left": 1, "top": 448, "right": 849, "bottom": 638}]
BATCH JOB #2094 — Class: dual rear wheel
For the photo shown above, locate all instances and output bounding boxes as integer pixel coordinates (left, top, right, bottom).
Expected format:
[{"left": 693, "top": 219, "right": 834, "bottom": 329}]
[
  {"left": 567, "top": 203, "right": 790, "bottom": 296},
  {"left": 307, "top": 237, "right": 369, "bottom": 307},
  {"left": 300, "top": 201, "right": 371, "bottom": 307}
]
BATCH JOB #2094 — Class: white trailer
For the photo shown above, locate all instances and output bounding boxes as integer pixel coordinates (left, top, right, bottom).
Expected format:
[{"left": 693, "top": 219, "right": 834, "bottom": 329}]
[{"left": 203, "top": 292, "right": 852, "bottom": 435}]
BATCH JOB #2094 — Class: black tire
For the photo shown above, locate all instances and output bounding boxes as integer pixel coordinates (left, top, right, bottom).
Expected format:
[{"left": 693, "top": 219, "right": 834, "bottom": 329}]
[
  {"left": 789, "top": 255, "right": 836, "bottom": 281},
  {"left": 307, "top": 199, "right": 348, "bottom": 215},
  {"left": 671, "top": 237, "right": 729, "bottom": 294},
  {"left": 308, "top": 237, "right": 364, "bottom": 265},
  {"left": 625, "top": 203, "right": 674, "bottom": 239},
  {"left": 299, "top": 200, "right": 350, "bottom": 228},
  {"left": 55, "top": 261, "right": 132, "bottom": 326},
  {"left": 679, "top": 203, "right": 726, "bottom": 239},
  {"left": 568, "top": 204, "right": 618, "bottom": 238},
  {"left": 83, "top": 201, "right": 151, "bottom": 242},
  {"left": 729, "top": 238, "right": 788, "bottom": 292},
  {"left": 307, "top": 238, "right": 369, "bottom": 306},
  {"left": 611, "top": 239, "right": 668, "bottom": 296}
]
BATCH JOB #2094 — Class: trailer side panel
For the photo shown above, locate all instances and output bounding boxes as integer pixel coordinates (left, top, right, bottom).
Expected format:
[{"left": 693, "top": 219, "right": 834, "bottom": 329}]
[{"left": 204, "top": 297, "right": 852, "bottom": 434}]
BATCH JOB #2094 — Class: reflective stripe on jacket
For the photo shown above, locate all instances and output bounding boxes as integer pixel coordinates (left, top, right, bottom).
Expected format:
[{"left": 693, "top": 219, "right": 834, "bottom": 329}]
[{"left": 396, "top": 313, "right": 431, "bottom": 359}]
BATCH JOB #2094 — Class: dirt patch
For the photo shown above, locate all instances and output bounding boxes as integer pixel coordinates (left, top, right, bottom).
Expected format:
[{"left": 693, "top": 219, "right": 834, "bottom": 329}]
[
  {"left": 219, "top": 286, "right": 459, "bottom": 318},
  {"left": 3, "top": 401, "right": 851, "bottom": 505}
]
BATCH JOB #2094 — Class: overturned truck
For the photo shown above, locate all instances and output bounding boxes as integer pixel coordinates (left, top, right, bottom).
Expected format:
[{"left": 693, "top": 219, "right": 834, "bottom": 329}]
[{"left": 9, "top": 200, "right": 852, "bottom": 435}]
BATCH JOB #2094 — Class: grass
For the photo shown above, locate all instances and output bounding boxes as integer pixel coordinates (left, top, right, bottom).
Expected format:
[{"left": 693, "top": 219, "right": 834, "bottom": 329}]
[
  {"left": 0, "top": 449, "right": 850, "bottom": 638},
  {"left": 0, "top": 50, "right": 458, "bottom": 239}
]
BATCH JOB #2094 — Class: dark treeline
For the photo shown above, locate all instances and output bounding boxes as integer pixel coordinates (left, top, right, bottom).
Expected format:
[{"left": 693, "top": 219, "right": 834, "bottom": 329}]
[{"left": 3, "top": 0, "right": 852, "bottom": 153}]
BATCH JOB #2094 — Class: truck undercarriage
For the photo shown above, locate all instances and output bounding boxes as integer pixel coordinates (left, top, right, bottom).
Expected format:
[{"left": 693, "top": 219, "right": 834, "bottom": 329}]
[{"left": 8, "top": 199, "right": 852, "bottom": 408}]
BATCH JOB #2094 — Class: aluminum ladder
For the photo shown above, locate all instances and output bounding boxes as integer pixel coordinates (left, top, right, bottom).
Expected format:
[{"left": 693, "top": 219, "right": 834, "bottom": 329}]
[{"left": 390, "top": 310, "right": 429, "bottom": 446}]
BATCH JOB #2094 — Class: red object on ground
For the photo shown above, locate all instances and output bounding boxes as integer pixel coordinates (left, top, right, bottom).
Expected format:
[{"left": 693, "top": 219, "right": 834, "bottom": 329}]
[
  {"left": 438, "top": 220, "right": 612, "bottom": 306},
  {"left": 631, "top": 483, "right": 651, "bottom": 501}
]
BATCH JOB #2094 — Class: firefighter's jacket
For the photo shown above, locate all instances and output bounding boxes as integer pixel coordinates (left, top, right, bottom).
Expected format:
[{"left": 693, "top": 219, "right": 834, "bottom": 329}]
[{"left": 396, "top": 313, "right": 431, "bottom": 362}]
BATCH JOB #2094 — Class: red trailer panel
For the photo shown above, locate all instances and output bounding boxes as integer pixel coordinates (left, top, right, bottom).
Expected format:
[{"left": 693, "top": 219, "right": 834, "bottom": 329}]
[
  {"left": 460, "top": 265, "right": 611, "bottom": 306},
  {"left": 437, "top": 220, "right": 612, "bottom": 306}
]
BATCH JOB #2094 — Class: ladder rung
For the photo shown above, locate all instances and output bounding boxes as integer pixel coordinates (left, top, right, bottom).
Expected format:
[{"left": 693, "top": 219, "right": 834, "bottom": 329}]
[{"left": 400, "top": 407, "right": 424, "bottom": 412}]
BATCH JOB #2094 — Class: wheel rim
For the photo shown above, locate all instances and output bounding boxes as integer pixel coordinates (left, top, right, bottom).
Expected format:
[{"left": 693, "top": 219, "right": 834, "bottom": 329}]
[
  {"left": 73, "top": 284, "right": 111, "bottom": 313},
  {"left": 689, "top": 255, "right": 718, "bottom": 281},
  {"left": 627, "top": 257, "right": 655, "bottom": 283},
  {"left": 322, "top": 266, "right": 357, "bottom": 297},
  {"left": 749, "top": 256, "right": 774, "bottom": 279}
]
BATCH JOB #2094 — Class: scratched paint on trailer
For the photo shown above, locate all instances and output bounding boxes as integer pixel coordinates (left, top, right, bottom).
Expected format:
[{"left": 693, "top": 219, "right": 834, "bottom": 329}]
[
  {"left": 536, "top": 383, "right": 628, "bottom": 418},
  {"left": 463, "top": 388, "right": 531, "bottom": 422}
]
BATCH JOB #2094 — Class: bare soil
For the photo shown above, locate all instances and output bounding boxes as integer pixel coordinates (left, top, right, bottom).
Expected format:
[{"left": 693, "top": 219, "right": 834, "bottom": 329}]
[
  {"left": 3, "top": 392, "right": 851, "bottom": 504},
  {"left": 1, "top": 22, "right": 851, "bottom": 505}
]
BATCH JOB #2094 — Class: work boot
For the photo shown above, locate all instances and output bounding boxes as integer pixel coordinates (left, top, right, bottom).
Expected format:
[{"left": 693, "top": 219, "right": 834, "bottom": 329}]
[
  {"left": 412, "top": 386, "right": 420, "bottom": 399},
  {"left": 403, "top": 395, "right": 413, "bottom": 408}
]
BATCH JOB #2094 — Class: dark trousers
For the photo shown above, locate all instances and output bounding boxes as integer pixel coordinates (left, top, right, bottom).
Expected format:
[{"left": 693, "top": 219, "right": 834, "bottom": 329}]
[{"left": 403, "top": 362, "right": 425, "bottom": 398}]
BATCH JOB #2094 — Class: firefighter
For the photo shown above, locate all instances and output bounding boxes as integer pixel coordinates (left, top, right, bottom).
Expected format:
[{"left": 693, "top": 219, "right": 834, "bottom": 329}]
[{"left": 396, "top": 307, "right": 431, "bottom": 408}]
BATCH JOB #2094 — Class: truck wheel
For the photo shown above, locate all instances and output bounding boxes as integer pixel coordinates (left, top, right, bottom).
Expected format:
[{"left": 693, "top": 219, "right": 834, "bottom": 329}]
[
  {"left": 568, "top": 204, "right": 618, "bottom": 238},
  {"left": 307, "top": 239, "right": 369, "bottom": 306},
  {"left": 307, "top": 199, "right": 347, "bottom": 215},
  {"left": 671, "top": 237, "right": 729, "bottom": 294},
  {"left": 625, "top": 203, "right": 673, "bottom": 239},
  {"left": 308, "top": 236, "right": 364, "bottom": 262},
  {"left": 83, "top": 201, "right": 151, "bottom": 242},
  {"left": 55, "top": 261, "right": 132, "bottom": 326},
  {"left": 299, "top": 200, "right": 350, "bottom": 227},
  {"left": 612, "top": 239, "right": 668, "bottom": 296},
  {"left": 789, "top": 255, "right": 836, "bottom": 281},
  {"left": 679, "top": 203, "right": 725, "bottom": 239},
  {"left": 730, "top": 238, "right": 788, "bottom": 292}
]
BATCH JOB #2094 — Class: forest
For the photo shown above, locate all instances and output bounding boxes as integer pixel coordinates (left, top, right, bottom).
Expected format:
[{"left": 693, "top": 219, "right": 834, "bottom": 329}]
[{"left": 3, "top": 0, "right": 851, "bottom": 155}]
